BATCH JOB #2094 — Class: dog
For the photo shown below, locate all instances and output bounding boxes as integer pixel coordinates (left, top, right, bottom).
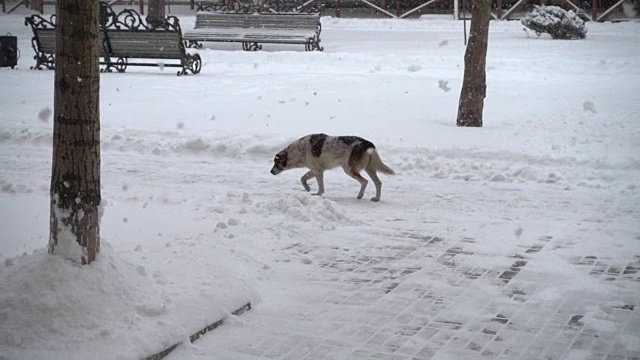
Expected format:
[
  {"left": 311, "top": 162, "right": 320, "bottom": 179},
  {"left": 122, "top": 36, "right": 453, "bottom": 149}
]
[{"left": 270, "top": 134, "right": 395, "bottom": 201}]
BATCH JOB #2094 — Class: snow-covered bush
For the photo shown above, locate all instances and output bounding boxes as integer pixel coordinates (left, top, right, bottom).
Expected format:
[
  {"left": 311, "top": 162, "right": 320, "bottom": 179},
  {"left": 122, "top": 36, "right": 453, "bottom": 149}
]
[{"left": 522, "top": 5, "right": 587, "bottom": 40}]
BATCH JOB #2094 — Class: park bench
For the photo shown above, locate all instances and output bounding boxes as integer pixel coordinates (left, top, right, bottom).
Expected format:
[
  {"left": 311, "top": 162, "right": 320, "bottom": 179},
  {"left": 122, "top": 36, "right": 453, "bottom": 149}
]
[
  {"left": 183, "top": 11, "right": 323, "bottom": 51},
  {"left": 24, "top": 3, "right": 201, "bottom": 75},
  {"left": 24, "top": 14, "right": 110, "bottom": 70},
  {"left": 100, "top": 8, "right": 202, "bottom": 75}
]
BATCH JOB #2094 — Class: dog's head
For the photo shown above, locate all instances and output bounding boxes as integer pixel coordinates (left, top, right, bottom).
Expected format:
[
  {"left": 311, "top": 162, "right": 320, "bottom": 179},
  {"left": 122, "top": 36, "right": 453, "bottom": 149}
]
[{"left": 270, "top": 149, "right": 289, "bottom": 175}]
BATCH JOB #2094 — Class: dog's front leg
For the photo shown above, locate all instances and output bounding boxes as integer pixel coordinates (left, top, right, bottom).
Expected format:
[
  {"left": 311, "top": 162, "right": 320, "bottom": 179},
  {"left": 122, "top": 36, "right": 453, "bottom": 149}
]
[
  {"left": 313, "top": 171, "right": 325, "bottom": 196},
  {"left": 300, "top": 171, "right": 314, "bottom": 192}
]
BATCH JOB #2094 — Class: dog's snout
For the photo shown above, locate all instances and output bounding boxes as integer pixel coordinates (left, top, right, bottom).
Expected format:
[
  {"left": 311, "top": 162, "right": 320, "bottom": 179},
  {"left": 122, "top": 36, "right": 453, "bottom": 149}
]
[{"left": 270, "top": 167, "right": 279, "bottom": 175}]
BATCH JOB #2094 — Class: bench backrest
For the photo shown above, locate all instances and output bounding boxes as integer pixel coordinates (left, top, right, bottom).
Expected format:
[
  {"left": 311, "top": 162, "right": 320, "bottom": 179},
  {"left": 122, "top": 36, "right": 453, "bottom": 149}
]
[
  {"left": 34, "top": 28, "right": 56, "bottom": 54},
  {"left": 106, "top": 30, "right": 183, "bottom": 59},
  {"left": 26, "top": 5, "right": 187, "bottom": 62},
  {"left": 37, "top": 30, "right": 109, "bottom": 56},
  {"left": 101, "top": 9, "right": 186, "bottom": 60},
  {"left": 195, "top": 12, "right": 320, "bottom": 32},
  {"left": 26, "top": 15, "right": 109, "bottom": 56},
  {"left": 25, "top": 14, "right": 56, "bottom": 55}
]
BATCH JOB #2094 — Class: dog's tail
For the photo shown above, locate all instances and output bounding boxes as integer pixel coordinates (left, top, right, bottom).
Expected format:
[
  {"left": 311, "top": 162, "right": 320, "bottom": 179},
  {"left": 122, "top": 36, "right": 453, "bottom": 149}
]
[{"left": 367, "top": 148, "right": 395, "bottom": 175}]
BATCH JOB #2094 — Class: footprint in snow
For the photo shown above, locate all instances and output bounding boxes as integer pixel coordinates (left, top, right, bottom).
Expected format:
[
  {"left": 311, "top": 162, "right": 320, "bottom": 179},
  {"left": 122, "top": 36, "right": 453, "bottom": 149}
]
[{"left": 583, "top": 100, "right": 597, "bottom": 113}]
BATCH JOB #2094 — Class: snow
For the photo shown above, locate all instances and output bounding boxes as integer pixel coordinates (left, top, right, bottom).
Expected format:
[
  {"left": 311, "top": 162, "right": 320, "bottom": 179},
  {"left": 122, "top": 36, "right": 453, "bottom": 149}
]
[
  {"left": 50, "top": 193, "right": 87, "bottom": 263},
  {"left": 1, "top": 11, "right": 640, "bottom": 360},
  {"left": 521, "top": 5, "right": 588, "bottom": 40},
  {"left": 523, "top": 5, "right": 585, "bottom": 28}
]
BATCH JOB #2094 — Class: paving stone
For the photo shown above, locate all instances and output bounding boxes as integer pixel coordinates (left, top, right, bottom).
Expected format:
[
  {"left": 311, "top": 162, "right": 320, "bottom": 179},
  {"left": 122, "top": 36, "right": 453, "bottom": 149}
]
[
  {"left": 541, "top": 341, "right": 572, "bottom": 359},
  {"left": 349, "top": 349, "right": 374, "bottom": 359},
  {"left": 583, "top": 353, "right": 607, "bottom": 360},
  {"left": 521, "top": 344, "right": 548, "bottom": 358},
  {"left": 204, "top": 228, "right": 640, "bottom": 359},
  {"left": 414, "top": 345, "right": 437, "bottom": 359},
  {"left": 604, "top": 355, "right": 626, "bottom": 360}
]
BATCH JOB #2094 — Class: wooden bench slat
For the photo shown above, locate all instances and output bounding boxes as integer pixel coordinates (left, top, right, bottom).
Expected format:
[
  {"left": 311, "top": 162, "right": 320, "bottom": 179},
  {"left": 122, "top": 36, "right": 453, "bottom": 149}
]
[
  {"left": 25, "top": 6, "right": 202, "bottom": 75},
  {"left": 187, "top": 11, "right": 323, "bottom": 51},
  {"left": 185, "top": 28, "right": 317, "bottom": 36},
  {"left": 33, "top": 29, "right": 109, "bottom": 57},
  {"left": 195, "top": 21, "right": 319, "bottom": 29}
]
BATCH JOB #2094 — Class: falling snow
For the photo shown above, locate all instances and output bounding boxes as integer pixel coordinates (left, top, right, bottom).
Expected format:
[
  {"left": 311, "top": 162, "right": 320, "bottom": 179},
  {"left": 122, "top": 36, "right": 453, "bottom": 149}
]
[
  {"left": 0, "top": 13, "right": 639, "bottom": 360},
  {"left": 37, "top": 107, "right": 51, "bottom": 122}
]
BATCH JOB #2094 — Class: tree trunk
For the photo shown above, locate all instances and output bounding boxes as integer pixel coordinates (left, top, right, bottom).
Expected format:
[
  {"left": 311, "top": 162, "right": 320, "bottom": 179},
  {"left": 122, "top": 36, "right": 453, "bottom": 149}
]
[
  {"left": 148, "top": 0, "right": 166, "bottom": 20},
  {"left": 50, "top": 0, "right": 101, "bottom": 265},
  {"left": 456, "top": 0, "right": 492, "bottom": 127}
]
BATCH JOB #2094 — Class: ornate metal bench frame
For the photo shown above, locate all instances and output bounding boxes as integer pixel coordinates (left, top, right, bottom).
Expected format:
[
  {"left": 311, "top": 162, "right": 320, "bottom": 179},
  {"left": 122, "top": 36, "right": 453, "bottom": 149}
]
[
  {"left": 100, "top": 4, "right": 201, "bottom": 76},
  {"left": 188, "top": 0, "right": 324, "bottom": 52},
  {"left": 197, "top": 0, "right": 326, "bottom": 13},
  {"left": 24, "top": 3, "right": 202, "bottom": 76},
  {"left": 24, "top": 14, "right": 57, "bottom": 70}
]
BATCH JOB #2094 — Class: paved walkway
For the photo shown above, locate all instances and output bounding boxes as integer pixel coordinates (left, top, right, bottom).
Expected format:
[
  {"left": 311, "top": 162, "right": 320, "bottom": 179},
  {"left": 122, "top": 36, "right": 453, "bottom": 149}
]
[{"left": 170, "top": 212, "right": 640, "bottom": 360}]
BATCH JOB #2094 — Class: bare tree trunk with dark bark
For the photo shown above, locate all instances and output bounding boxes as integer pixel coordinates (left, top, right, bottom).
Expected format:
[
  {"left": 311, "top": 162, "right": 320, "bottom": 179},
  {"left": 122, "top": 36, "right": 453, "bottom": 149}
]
[
  {"left": 457, "top": 0, "right": 492, "bottom": 127},
  {"left": 148, "top": 0, "right": 166, "bottom": 20},
  {"left": 49, "top": 0, "right": 101, "bottom": 265}
]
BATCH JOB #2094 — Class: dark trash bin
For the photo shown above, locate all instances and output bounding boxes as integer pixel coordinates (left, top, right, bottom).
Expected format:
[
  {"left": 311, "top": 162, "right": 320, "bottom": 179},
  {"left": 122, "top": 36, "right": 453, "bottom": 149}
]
[{"left": 0, "top": 33, "right": 18, "bottom": 69}]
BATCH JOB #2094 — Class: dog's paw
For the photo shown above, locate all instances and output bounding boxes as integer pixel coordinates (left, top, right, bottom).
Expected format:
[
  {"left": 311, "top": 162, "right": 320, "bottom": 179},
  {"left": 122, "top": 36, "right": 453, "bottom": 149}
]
[
  {"left": 370, "top": 197, "right": 380, "bottom": 202},
  {"left": 312, "top": 192, "right": 323, "bottom": 197},
  {"left": 302, "top": 184, "right": 311, "bottom": 192}
]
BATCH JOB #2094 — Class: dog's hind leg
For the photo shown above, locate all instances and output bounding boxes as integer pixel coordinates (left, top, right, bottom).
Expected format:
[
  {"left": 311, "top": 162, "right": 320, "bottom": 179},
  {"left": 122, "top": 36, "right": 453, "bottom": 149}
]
[
  {"left": 344, "top": 167, "right": 368, "bottom": 199},
  {"left": 313, "top": 171, "right": 325, "bottom": 196},
  {"left": 365, "top": 167, "right": 382, "bottom": 202},
  {"left": 301, "top": 170, "right": 315, "bottom": 192}
]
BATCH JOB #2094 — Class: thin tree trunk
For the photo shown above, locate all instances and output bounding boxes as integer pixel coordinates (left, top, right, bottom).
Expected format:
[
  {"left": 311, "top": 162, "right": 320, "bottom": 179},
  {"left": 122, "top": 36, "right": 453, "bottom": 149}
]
[
  {"left": 50, "top": 0, "right": 101, "bottom": 265},
  {"left": 148, "top": 0, "right": 166, "bottom": 20},
  {"left": 456, "top": 0, "right": 492, "bottom": 127}
]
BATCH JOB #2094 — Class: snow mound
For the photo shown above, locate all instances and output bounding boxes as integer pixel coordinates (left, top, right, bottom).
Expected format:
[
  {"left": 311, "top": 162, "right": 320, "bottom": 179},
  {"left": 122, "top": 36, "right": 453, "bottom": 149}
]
[
  {"left": 522, "top": 5, "right": 587, "bottom": 39},
  {"left": 258, "top": 194, "right": 352, "bottom": 224},
  {"left": 396, "top": 154, "right": 555, "bottom": 185},
  {"left": 0, "top": 180, "right": 34, "bottom": 194},
  {"left": 0, "top": 128, "right": 284, "bottom": 161},
  {"left": 0, "top": 246, "right": 183, "bottom": 360}
]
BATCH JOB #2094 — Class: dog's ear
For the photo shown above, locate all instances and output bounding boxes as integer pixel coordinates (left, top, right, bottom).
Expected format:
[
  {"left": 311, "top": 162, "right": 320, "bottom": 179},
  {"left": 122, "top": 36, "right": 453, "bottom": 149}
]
[{"left": 274, "top": 150, "right": 288, "bottom": 168}]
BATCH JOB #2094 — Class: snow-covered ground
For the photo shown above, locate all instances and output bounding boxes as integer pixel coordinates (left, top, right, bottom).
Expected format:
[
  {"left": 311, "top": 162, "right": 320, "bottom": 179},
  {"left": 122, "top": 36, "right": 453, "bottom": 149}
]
[{"left": 1, "top": 11, "right": 639, "bottom": 360}]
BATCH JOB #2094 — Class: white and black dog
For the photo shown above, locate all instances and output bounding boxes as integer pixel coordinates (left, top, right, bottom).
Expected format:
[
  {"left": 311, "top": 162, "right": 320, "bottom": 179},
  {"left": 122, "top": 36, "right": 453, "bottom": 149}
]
[{"left": 270, "top": 134, "right": 395, "bottom": 201}]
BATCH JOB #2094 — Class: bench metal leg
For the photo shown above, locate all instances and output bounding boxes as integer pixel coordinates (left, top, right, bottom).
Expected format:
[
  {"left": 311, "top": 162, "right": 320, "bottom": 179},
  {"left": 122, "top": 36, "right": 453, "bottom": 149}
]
[
  {"left": 114, "top": 58, "right": 128, "bottom": 72},
  {"left": 242, "top": 42, "right": 262, "bottom": 51},
  {"left": 32, "top": 52, "right": 55, "bottom": 70},
  {"left": 184, "top": 40, "right": 202, "bottom": 49},
  {"left": 305, "top": 37, "right": 324, "bottom": 52},
  {"left": 30, "top": 37, "right": 54, "bottom": 70},
  {"left": 178, "top": 53, "right": 202, "bottom": 76},
  {"left": 101, "top": 57, "right": 128, "bottom": 73}
]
